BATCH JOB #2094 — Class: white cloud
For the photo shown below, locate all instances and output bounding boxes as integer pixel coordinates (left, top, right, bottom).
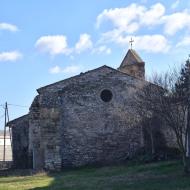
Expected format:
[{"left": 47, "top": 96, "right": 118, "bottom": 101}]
[
  {"left": 49, "top": 65, "right": 62, "bottom": 74},
  {"left": 35, "top": 33, "right": 93, "bottom": 56},
  {"left": 176, "top": 36, "right": 190, "bottom": 47},
  {"left": 99, "top": 29, "right": 123, "bottom": 44},
  {"left": 75, "top": 33, "right": 93, "bottom": 53},
  {"left": 96, "top": 3, "right": 165, "bottom": 34},
  {"left": 62, "top": 65, "right": 81, "bottom": 74},
  {"left": 0, "top": 22, "right": 19, "bottom": 32},
  {"left": 101, "top": 33, "right": 170, "bottom": 53},
  {"left": 96, "top": 3, "right": 190, "bottom": 37},
  {"left": 171, "top": 0, "right": 180, "bottom": 10},
  {"left": 162, "top": 11, "right": 190, "bottom": 35},
  {"left": 140, "top": 3, "right": 165, "bottom": 26},
  {"left": 35, "top": 35, "right": 71, "bottom": 55},
  {"left": 0, "top": 51, "right": 22, "bottom": 62},
  {"left": 96, "top": 4, "right": 174, "bottom": 53},
  {"left": 134, "top": 35, "right": 170, "bottom": 53},
  {"left": 92, "top": 45, "right": 111, "bottom": 54},
  {"left": 49, "top": 65, "right": 81, "bottom": 75},
  {"left": 96, "top": 4, "right": 144, "bottom": 33}
]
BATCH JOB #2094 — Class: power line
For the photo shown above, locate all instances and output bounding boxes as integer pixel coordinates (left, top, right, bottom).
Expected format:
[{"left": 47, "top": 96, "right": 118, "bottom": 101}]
[
  {"left": 6, "top": 103, "right": 29, "bottom": 108},
  {"left": 1, "top": 103, "right": 29, "bottom": 108}
]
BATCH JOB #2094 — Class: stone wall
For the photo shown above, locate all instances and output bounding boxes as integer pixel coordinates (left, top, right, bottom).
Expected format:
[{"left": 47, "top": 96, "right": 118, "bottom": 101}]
[
  {"left": 119, "top": 63, "right": 145, "bottom": 79},
  {"left": 0, "top": 161, "right": 12, "bottom": 170},
  {"left": 30, "top": 66, "right": 147, "bottom": 170},
  {"left": 12, "top": 66, "right": 177, "bottom": 171},
  {"left": 8, "top": 115, "right": 30, "bottom": 169},
  {"left": 29, "top": 94, "right": 62, "bottom": 170},
  {"left": 60, "top": 71, "right": 144, "bottom": 167}
]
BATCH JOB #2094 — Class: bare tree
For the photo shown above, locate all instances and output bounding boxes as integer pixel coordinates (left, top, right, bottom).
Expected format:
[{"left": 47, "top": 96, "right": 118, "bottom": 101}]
[{"left": 135, "top": 66, "right": 190, "bottom": 173}]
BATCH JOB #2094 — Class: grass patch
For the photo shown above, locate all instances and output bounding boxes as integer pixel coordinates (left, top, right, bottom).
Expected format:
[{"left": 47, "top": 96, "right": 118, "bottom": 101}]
[{"left": 0, "top": 161, "right": 189, "bottom": 190}]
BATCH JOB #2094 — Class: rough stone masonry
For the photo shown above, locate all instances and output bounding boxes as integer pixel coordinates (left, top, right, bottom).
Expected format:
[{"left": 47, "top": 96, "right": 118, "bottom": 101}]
[{"left": 7, "top": 49, "right": 176, "bottom": 170}]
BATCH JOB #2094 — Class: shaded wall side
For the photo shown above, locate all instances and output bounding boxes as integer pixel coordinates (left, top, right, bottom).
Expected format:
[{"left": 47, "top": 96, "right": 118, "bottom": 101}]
[
  {"left": 29, "top": 96, "right": 44, "bottom": 170},
  {"left": 11, "top": 116, "right": 29, "bottom": 168}
]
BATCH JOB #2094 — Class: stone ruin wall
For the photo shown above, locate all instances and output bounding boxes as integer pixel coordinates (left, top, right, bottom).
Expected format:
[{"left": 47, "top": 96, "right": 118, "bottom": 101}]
[
  {"left": 29, "top": 68, "right": 146, "bottom": 170},
  {"left": 25, "top": 67, "right": 177, "bottom": 170}
]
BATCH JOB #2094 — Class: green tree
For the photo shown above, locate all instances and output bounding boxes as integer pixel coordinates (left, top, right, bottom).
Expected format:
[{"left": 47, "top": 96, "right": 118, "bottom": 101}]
[{"left": 175, "top": 56, "right": 190, "bottom": 173}]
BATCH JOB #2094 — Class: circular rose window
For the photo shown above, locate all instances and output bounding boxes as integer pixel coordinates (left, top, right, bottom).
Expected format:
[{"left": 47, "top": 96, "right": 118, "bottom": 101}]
[{"left": 100, "top": 89, "right": 113, "bottom": 102}]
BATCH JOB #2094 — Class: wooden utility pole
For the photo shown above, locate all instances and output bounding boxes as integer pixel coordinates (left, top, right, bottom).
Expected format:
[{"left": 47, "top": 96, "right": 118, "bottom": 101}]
[
  {"left": 3, "top": 102, "right": 7, "bottom": 161},
  {"left": 3, "top": 102, "right": 10, "bottom": 162},
  {"left": 6, "top": 103, "right": 11, "bottom": 148}
]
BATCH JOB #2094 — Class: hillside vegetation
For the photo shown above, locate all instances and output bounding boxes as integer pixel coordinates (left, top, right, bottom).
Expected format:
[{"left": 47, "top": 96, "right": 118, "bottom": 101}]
[{"left": 0, "top": 161, "right": 190, "bottom": 190}]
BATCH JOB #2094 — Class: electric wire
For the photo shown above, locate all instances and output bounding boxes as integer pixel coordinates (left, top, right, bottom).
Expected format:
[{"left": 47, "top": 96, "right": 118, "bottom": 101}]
[
  {"left": 0, "top": 103, "right": 29, "bottom": 108},
  {"left": 7, "top": 103, "right": 29, "bottom": 108}
]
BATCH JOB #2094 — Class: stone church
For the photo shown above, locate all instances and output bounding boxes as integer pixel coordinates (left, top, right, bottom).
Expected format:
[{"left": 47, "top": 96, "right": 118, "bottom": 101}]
[{"left": 7, "top": 49, "right": 175, "bottom": 170}]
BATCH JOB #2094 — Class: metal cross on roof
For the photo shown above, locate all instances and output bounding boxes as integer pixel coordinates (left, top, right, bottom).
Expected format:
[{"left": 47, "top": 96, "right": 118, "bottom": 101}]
[{"left": 129, "top": 38, "right": 134, "bottom": 49}]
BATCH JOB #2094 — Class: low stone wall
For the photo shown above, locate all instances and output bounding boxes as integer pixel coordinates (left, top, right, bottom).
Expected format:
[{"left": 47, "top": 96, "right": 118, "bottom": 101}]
[{"left": 0, "top": 161, "right": 12, "bottom": 170}]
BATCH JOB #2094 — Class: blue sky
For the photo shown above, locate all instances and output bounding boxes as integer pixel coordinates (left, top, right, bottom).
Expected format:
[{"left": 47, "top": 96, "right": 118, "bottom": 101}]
[{"left": 0, "top": 0, "right": 190, "bottom": 129}]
